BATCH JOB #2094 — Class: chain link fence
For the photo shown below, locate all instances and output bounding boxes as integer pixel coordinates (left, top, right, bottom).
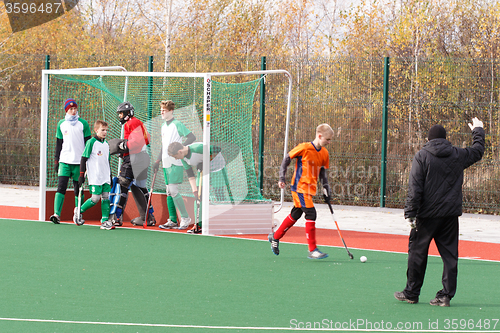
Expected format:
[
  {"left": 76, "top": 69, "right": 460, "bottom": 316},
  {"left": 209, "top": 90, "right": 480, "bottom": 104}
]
[{"left": 0, "top": 55, "right": 498, "bottom": 213}]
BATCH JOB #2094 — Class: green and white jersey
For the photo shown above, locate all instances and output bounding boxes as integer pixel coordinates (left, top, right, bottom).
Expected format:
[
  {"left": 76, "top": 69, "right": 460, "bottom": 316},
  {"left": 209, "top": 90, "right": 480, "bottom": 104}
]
[
  {"left": 82, "top": 137, "right": 111, "bottom": 186},
  {"left": 56, "top": 118, "right": 91, "bottom": 165},
  {"left": 161, "top": 118, "right": 192, "bottom": 168},
  {"left": 182, "top": 143, "right": 225, "bottom": 172}
]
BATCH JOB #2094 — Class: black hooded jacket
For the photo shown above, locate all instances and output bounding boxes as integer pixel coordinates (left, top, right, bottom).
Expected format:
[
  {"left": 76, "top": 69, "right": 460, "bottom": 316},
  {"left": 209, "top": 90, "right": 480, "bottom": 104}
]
[{"left": 404, "top": 127, "right": 485, "bottom": 219}]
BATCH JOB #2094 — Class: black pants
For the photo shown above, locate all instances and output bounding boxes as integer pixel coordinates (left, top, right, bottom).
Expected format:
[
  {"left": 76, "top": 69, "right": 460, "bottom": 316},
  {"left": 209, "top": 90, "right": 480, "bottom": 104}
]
[{"left": 404, "top": 216, "right": 459, "bottom": 300}]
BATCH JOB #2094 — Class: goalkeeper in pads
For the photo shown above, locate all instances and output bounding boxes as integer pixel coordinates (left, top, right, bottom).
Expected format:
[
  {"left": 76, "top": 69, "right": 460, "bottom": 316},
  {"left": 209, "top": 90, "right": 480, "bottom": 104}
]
[
  {"left": 269, "top": 124, "right": 334, "bottom": 259},
  {"left": 167, "top": 141, "right": 227, "bottom": 234},
  {"left": 108, "top": 102, "right": 155, "bottom": 227},
  {"left": 73, "top": 120, "right": 113, "bottom": 230}
]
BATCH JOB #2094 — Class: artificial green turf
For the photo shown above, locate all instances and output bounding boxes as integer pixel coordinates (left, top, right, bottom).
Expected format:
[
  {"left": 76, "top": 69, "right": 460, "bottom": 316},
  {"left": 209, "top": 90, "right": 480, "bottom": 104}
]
[{"left": 0, "top": 218, "right": 499, "bottom": 332}]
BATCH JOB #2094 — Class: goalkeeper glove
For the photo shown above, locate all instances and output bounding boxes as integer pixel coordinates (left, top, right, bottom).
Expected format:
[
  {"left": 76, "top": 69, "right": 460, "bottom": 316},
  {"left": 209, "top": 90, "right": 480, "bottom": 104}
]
[{"left": 118, "top": 140, "right": 128, "bottom": 152}]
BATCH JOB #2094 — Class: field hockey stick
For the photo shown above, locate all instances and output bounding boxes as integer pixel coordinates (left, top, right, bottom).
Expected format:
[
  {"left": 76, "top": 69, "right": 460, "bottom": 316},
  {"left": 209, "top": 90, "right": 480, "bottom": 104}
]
[
  {"left": 76, "top": 171, "right": 86, "bottom": 226},
  {"left": 323, "top": 188, "right": 354, "bottom": 259},
  {"left": 144, "top": 167, "right": 158, "bottom": 229}
]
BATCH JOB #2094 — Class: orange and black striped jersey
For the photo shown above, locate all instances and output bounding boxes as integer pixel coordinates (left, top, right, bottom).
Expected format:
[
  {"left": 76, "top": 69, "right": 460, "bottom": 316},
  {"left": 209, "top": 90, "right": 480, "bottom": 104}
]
[{"left": 287, "top": 142, "right": 329, "bottom": 195}]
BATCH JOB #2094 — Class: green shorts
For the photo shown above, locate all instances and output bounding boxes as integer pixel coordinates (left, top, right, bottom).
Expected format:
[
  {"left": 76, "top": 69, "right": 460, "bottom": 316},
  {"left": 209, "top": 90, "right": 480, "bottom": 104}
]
[
  {"left": 88, "top": 183, "right": 111, "bottom": 196},
  {"left": 163, "top": 165, "right": 184, "bottom": 185},
  {"left": 58, "top": 162, "right": 80, "bottom": 181}
]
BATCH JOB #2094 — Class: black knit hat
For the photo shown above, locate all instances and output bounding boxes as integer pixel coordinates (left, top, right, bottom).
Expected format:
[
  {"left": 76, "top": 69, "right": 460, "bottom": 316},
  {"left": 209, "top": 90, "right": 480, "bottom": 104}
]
[{"left": 428, "top": 124, "right": 446, "bottom": 140}]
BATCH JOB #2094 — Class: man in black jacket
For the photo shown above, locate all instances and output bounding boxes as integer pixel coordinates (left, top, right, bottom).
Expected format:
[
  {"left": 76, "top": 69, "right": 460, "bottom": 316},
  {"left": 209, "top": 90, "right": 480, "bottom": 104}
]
[{"left": 395, "top": 117, "right": 485, "bottom": 307}]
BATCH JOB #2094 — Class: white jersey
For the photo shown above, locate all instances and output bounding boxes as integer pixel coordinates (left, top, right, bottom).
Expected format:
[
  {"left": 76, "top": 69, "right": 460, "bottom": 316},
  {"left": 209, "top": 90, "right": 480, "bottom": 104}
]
[
  {"left": 56, "top": 118, "right": 91, "bottom": 165},
  {"left": 181, "top": 143, "right": 226, "bottom": 172},
  {"left": 82, "top": 137, "right": 111, "bottom": 186},
  {"left": 161, "top": 118, "right": 192, "bottom": 168}
]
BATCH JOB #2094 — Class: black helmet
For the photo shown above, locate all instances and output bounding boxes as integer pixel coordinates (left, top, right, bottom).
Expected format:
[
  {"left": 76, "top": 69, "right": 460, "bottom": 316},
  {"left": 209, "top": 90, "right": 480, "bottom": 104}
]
[{"left": 117, "top": 101, "right": 134, "bottom": 124}]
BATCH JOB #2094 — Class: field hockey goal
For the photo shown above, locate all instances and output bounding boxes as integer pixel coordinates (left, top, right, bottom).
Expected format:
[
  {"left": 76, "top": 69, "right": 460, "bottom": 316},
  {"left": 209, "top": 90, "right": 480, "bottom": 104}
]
[{"left": 39, "top": 68, "right": 292, "bottom": 235}]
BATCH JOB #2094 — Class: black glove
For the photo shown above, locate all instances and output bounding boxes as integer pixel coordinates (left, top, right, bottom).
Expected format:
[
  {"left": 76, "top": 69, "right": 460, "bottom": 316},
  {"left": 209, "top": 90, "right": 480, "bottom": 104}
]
[
  {"left": 193, "top": 190, "right": 199, "bottom": 201},
  {"left": 407, "top": 217, "right": 417, "bottom": 229},
  {"left": 322, "top": 184, "right": 331, "bottom": 203},
  {"left": 196, "top": 162, "right": 203, "bottom": 172},
  {"left": 78, "top": 172, "right": 85, "bottom": 188},
  {"left": 153, "top": 160, "right": 160, "bottom": 173},
  {"left": 54, "top": 160, "right": 59, "bottom": 173}
]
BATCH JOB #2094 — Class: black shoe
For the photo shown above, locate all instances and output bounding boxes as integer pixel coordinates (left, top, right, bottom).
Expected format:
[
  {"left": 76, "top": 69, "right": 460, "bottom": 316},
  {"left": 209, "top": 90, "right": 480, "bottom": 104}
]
[
  {"left": 268, "top": 232, "right": 279, "bottom": 256},
  {"left": 394, "top": 291, "right": 418, "bottom": 304},
  {"left": 49, "top": 214, "right": 60, "bottom": 224},
  {"left": 430, "top": 295, "right": 450, "bottom": 307}
]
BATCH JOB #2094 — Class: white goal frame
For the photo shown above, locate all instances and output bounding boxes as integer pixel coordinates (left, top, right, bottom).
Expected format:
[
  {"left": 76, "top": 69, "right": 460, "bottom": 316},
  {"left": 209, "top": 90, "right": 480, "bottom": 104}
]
[{"left": 39, "top": 69, "right": 292, "bottom": 235}]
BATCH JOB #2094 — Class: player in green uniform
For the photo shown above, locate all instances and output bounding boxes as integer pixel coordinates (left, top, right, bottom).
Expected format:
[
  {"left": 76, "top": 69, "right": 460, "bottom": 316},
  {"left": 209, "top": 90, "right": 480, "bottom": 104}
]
[
  {"left": 50, "top": 98, "right": 91, "bottom": 224},
  {"left": 73, "top": 120, "right": 113, "bottom": 230},
  {"left": 153, "top": 100, "right": 197, "bottom": 230}
]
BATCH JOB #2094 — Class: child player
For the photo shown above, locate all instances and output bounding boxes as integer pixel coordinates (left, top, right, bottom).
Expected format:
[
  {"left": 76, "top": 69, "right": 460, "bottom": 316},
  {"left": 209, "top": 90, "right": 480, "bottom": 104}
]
[
  {"left": 50, "top": 98, "right": 91, "bottom": 224},
  {"left": 167, "top": 141, "right": 227, "bottom": 234},
  {"left": 269, "top": 123, "right": 334, "bottom": 259},
  {"left": 153, "top": 100, "right": 196, "bottom": 230},
  {"left": 73, "top": 120, "right": 113, "bottom": 230}
]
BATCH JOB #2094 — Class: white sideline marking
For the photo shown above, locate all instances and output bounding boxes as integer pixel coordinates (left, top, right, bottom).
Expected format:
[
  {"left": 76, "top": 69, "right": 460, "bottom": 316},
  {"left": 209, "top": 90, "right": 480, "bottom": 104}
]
[{"left": 1, "top": 318, "right": 500, "bottom": 332}]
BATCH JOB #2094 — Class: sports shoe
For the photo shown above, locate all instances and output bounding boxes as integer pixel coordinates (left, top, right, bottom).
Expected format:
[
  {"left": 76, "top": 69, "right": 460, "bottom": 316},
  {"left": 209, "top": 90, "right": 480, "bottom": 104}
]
[
  {"left": 131, "top": 216, "right": 145, "bottom": 226},
  {"left": 177, "top": 217, "right": 192, "bottom": 230},
  {"left": 307, "top": 248, "right": 328, "bottom": 259},
  {"left": 109, "top": 213, "right": 123, "bottom": 227},
  {"left": 187, "top": 223, "right": 202, "bottom": 234},
  {"left": 73, "top": 208, "right": 84, "bottom": 226},
  {"left": 159, "top": 219, "right": 178, "bottom": 229},
  {"left": 394, "top": 291, "right": 418, "bottom": 304},
  {"left": 268, "top": 232, "right": 279, "bottom": 256},
  {"left": 429, "top": 295, "right": 450, "bottom": 307},
  {"left": 100, "top": 219, "right": 115, "bottom": 230},
  {"left": 49, "top": 214, "right": 60, "bottom": 224},
  {"left": 146, "top": 212, "right": 156, "bottom": 226}
]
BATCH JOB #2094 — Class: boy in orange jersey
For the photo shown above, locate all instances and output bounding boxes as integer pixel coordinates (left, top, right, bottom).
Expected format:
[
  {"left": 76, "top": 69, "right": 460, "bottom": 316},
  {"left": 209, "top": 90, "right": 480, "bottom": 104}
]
[{"left": 269, "top": 124, "right": 334, "bottom": 259}]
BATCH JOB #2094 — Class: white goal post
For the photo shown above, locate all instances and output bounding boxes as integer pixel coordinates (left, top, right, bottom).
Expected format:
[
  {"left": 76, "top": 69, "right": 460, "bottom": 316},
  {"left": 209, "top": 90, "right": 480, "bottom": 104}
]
[{"left": 39, "top": 68, "right": 292, "bottom": 235}]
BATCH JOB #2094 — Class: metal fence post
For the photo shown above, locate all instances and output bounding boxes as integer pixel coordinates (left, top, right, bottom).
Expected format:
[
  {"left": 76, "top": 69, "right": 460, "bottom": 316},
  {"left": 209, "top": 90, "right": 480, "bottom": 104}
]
[
  {"left": 380, "top": 57, "right": 390, "bottom": 207},
  {"left": 258, "top": 56, "right": 266, "bottom": 195}
]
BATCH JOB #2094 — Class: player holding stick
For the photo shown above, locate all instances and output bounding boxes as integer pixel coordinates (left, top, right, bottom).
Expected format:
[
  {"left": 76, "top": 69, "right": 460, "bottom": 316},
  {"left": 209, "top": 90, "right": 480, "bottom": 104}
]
[
  {"left": 108, "top": 102, "right": 156, "bottom": 227},
  {"left": 269, "top": 124, "right": 334, "bottom": 259},
  {"left": 153, "top": 100, "right": 196, "bottom": 230},
  {"left": 73, "top": 120, "right": 113, "bottom": 230},
  {"left": 167, "top": 141, "right": 227, "bottom": 233}
]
